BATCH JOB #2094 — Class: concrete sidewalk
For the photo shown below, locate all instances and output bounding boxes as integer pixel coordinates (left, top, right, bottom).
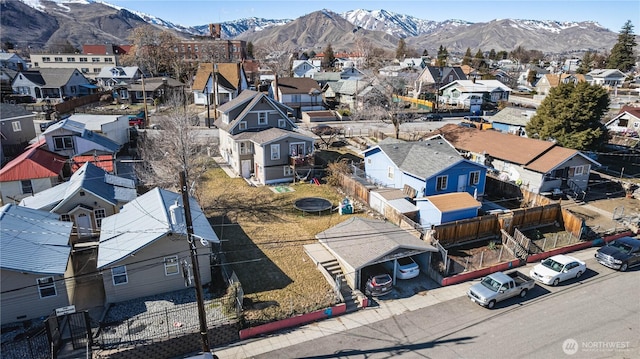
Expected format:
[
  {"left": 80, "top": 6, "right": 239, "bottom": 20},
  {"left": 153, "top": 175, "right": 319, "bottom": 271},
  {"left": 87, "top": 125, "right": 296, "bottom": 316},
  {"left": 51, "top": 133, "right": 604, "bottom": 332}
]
[{"left": 187, "top": 248, "right": 597, "bottom": 359}]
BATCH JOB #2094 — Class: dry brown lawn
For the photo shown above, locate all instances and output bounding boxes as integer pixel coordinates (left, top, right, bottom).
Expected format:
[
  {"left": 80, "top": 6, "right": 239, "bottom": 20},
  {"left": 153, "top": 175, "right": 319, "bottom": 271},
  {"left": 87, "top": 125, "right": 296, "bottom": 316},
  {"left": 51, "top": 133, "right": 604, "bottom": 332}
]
[{"left": 197, "top": 167, "right": 366, "bottom": 325}]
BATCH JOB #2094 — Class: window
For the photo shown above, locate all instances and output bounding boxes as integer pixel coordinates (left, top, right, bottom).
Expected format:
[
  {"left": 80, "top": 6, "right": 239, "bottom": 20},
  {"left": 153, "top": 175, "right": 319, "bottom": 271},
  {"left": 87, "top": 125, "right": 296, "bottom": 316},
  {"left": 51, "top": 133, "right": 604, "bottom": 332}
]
[
  {"left": 238, "top": 121, "right": 247, "bottom": 131},
  {"left": 112, "top": 265, "right": 128, "bottom": 285},
  {"left": 42, "top": 57, "right": 51, "bottom": 62},
  {"left": 239, "top": 141, "right": 251, "bottom": 155},
  {"left": 37, "top": 277, "right": 57, "bottom": 298},
  {"left": 469, "top": 171, "right": 480, "bottom": 185},
  {"left": 20, "top": 180, "right": 33, "bottom": 194},
  {"left": 92, "top": 58, "right": 100, "bottom": 62},
  {"left": 105, "top": 57, "right": 113, "bottom": 63},
  {"left": 387, "top": 166, "right": 394, "bottom": 179},
  {"left": 54, "top": 57, "right": 62, "bottom": 62},
  {"left": 33, "top": 62, "right": 39, "bottom": 67},
  {"left": 367, "top": 158, "right": 372, "bottom": 164},
  {"left": 436, "top": 175, "right": 448, "bottom": 191},
  {"left": 569, "top": 165, "right": 589, "bottom": 177},
  {"left": 164, "top": 255, "right": 179, "bottom": 276},
  {"left": 81, "top": 68, "right": 89, "bottom": 73},
  {"left": 283, "top": 166, "right": 293, "bottom": 176},
  {"left": 54, "top": 136, "right": 74, "bottom": 150},
  {"left": 278, "top": 119, "right": 286, "bottom": 128},
  {"left": 66, "top": 57, "right": 75, "bottom": 62},
  {"left": 94, "top": 209, "right": 106, "bottom": 227},
  {"left": 11, "top": 121, "right": 21, "bottom": 132},
  {"left": 79, "top": 57, "right": 87, "bottom": 62},
  {"left": 634, "top": 122, "right": 640, "bottom": 129},
  {"left": 93, "top": 68, "right": 101, "bottom": 73},
  {"left": 258, "top": 112, "right": 268, "bottom": 125},
  {"left": 270, "top": 144, "right": 280, "bottom": 160},
  {"left": 60, "top": 214, "right": 71, "bottom": 222}
]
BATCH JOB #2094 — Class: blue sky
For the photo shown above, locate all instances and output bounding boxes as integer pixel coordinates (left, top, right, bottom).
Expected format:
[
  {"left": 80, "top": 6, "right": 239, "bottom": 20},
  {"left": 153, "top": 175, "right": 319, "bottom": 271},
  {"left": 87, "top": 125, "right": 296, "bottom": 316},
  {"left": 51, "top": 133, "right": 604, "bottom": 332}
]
[{"left": 105, "top": 0, "right": 637, "bottom": 32}]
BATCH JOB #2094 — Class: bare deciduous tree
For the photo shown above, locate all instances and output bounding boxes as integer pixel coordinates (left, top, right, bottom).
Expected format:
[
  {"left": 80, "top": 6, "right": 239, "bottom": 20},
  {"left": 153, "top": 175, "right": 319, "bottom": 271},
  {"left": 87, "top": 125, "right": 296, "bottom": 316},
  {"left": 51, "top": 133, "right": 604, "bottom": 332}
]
[
  {"left": 121, "top": 25, "right": 180, "bottom": 77},
  {"left": 254, "top": 41, "right": 294, "bottom": 77},
  {"left": 135, "top": 92, "right": 214, "bottom": 192},
  {"left": 354, "top": 75, "right": 412, "bottom": 139}
]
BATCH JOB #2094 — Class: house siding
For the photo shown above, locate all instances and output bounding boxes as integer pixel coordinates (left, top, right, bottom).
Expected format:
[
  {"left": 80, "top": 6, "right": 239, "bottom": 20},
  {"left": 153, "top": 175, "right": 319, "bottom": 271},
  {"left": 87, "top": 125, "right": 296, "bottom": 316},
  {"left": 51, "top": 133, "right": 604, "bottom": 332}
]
[
  {"left": 363, "top": 148, "right": 403, "bottom": 188},
  {"left": 1, "top": 116, "right": 37, "bottom": 146},
  {"left": 423, "top": 162, "right": 486, "bottom": 197},
  {"left": 1, "top": 177, "right": 58, "bottom": 205},
  {"left": 102, "top": 235, "right": 212, "bottom": 304},
  {"left": 1, "top": 270, "right": 70, "bottom": 325}
]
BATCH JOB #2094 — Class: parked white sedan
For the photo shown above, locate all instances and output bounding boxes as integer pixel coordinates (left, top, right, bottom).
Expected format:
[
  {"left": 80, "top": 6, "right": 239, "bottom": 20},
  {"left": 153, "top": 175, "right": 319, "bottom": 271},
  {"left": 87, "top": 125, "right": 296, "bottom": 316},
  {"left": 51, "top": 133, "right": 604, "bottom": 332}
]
[{"left": 530, "top": 254, "right": 587, "bottom": 286}]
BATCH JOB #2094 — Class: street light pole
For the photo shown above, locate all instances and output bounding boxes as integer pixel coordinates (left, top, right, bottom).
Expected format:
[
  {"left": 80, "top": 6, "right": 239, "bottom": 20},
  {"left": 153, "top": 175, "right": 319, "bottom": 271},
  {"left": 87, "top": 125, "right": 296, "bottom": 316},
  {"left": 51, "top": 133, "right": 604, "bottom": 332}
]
[{"left": 179, "top": 171, "right": 211, "bottom": 357}]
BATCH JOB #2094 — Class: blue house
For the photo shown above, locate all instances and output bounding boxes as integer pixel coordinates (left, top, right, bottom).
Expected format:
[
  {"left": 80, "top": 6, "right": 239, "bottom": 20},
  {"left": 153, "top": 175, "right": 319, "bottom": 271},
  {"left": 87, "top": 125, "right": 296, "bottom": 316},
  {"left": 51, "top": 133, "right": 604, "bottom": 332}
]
[{"left": 362, "top": 136, "right": 487, "bottom": 200}]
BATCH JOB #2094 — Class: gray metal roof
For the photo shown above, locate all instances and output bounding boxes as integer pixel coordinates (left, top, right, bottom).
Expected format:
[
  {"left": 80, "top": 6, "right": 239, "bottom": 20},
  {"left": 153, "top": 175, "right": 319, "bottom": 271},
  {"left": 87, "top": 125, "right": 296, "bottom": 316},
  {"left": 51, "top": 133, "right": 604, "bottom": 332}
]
[
  {"left": 373, "top": 138, "right": 464, "bottom": 180},
  {"left": 79, "top": 129, "right": 121, "bottom": 153},
  {"left": 97, "top": 187, "right": 219, "bottom": 269},
  {"left": 0, "top": 103, "right": 34, "bottom": 120},
  {"left": 20, "top": 162, "right": 136, "bottom": 211},
  {"left": 39, "top": 68, "right": 84, "bottom": 87},
  {"left": 43, "top": 118, "right": 86, "bottom": 135},
  {"left": 316, "top": 217, "right": 436, "bottom": 271},
  {"left": 0, "top": 204, "right": 72, "bottom": 275}
]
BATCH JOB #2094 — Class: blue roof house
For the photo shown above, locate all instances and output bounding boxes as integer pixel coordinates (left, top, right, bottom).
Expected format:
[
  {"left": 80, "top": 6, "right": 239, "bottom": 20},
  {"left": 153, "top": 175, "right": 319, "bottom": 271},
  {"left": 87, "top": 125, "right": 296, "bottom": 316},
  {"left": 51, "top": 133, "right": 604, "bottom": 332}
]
[
  {"left": 0, "top": 204, "right": 73, "bottom": 325},
  {"left": 97, "top": 188, "right": 220, "bottom": 304},
  {"left": 362, "top": 136, "right": 487, "bottom": 199},
  {"left": 20, "top": 162, "right": 136, "bottom": 242}
]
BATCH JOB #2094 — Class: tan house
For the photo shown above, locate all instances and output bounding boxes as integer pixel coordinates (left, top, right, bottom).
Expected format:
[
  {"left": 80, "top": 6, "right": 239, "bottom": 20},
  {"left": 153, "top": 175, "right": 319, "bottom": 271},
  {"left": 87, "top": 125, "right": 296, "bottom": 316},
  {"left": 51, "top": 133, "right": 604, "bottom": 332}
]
[
  {"left": 534, "top": 73, "right": 586, "bottom": 96},
  {"left": 97, "top": 188, "right": 220, "bottom": 304},
  {"left": 1, "top": 204, "right": 73, "bottom": 325}
]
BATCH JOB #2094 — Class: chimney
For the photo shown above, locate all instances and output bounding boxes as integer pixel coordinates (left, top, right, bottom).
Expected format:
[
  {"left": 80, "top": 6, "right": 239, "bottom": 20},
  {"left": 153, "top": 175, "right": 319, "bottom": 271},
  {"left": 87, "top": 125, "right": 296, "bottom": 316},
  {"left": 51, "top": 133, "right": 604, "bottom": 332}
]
[
  {"left": 209, "top": 24, "right": 221, "bottom": 39},
  {"left": 273, "top": 74, "right": 279, "bottom": 102}
]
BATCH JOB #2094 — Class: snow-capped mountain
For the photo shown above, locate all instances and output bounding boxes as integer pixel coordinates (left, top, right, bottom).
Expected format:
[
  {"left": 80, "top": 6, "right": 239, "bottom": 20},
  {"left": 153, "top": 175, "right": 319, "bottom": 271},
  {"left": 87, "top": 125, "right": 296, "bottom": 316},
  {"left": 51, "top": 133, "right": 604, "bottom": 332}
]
[{"left": 2, "top": 0, "right": 618, "bottom": 54}]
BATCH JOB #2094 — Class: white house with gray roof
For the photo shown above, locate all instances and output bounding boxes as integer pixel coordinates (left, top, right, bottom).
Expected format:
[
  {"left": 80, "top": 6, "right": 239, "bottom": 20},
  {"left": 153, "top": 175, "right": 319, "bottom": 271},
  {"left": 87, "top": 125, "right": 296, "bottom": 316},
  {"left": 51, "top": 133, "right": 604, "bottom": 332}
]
[
  {"left": 12, "top": 68, "right": 96, "bottom": 101},
  {"left": 215, "top": 90, "right": 315, "bottom": 185},
  {"left": 97, "top": 187, "right": 219, "bottom": 304},
  {"left": 20, "top": 162, "right": 136, "bottom": 241},
  {"left": 95, "top": 66, "right": 142, "bottom": 89},
  {"left": 489, "top": 107, "right": 537, "bottom": 136},
  {"left": 0, "top": 204, "right": 73, "bottom": 325}
]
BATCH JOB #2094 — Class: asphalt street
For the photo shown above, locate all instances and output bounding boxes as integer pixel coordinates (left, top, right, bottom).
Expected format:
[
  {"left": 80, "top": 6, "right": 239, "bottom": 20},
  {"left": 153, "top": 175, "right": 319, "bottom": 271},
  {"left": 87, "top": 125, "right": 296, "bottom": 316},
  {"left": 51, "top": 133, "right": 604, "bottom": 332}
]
[{"left": 252, "top": 251, "right": 639, "bottom": 359}]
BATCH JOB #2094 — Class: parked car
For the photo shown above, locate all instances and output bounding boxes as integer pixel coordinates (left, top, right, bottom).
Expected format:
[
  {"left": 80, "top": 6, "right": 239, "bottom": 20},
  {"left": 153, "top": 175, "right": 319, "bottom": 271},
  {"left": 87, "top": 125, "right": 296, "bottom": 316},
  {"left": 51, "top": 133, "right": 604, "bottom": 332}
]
[
  {"left": 364, "top": 273, "right": 393, "bottom": 297},
  {"left": 128, "top": 110, "right": 146, "bottom": 128},
  {"left": 530, "top": 254, "right": 586, "bottom": 286},
  {"left": 467, "top": 270, "right": 535, "bottom": 309},
  {"left": 421, "top": 113, "right": 443, "bottom": 121},
  {"left": 383, "top": 257, "right": 420, "bottom": 280},
  {"left": 311, "top": 124, "right": 341, "bottom": 136},
  {"left": 595, "top": 236, "right": 640, "bottom": 271}
]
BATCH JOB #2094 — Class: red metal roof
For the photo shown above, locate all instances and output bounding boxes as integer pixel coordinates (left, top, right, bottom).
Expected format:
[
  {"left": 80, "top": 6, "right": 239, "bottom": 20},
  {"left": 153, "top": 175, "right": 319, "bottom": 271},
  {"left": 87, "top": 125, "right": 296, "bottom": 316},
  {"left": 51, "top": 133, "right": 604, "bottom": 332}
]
[
  {"left": 71, "top": 155, "right": 114, "bottom": 173},
  {"left": 0, "top": 146, "right": 66, "bottom": 182}
]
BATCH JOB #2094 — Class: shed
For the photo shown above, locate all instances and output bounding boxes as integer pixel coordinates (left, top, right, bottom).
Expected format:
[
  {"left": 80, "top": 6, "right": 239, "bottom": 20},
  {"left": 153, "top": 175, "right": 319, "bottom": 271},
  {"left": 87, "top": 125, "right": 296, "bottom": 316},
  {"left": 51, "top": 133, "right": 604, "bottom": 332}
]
[
  {"left": 314, "top": 217, "right": 436, "bottom": 291},
  {"left": 301, "top": 110, "right": 336, "bottom": 123},
  {"left": 416, "top": 192, "right": 481, "bottom": 228}
]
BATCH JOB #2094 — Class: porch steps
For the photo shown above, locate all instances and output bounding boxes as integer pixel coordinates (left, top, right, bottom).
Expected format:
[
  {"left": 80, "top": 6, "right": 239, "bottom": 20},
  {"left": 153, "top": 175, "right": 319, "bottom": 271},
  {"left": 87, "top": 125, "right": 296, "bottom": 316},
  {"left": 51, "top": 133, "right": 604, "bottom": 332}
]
[{"left": 320, "top": 259, "right": 359, "bottom": 312}]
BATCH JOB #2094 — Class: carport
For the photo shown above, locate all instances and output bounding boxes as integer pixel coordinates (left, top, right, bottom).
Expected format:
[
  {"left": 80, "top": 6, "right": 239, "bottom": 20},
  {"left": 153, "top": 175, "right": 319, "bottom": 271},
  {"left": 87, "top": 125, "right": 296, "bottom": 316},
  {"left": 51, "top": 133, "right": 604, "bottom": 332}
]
[{"left": 315, "top": 217, "right": 437, "bottom": 291}]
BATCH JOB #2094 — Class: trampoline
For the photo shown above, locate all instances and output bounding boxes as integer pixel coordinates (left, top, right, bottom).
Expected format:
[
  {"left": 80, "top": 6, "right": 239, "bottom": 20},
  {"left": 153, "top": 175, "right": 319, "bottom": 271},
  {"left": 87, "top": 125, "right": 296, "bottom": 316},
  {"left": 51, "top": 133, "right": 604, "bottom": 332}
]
[{"left": 294, "top": 197, "right": 333, "bottom": 215}]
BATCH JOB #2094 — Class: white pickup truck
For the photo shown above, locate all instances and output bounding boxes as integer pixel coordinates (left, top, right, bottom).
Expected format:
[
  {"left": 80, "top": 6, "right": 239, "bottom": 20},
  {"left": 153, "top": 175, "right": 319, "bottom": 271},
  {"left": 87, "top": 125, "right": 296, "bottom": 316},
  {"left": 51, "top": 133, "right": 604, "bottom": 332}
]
[{"left": 467, "top": 270, "right": 535, "bottom": 309}]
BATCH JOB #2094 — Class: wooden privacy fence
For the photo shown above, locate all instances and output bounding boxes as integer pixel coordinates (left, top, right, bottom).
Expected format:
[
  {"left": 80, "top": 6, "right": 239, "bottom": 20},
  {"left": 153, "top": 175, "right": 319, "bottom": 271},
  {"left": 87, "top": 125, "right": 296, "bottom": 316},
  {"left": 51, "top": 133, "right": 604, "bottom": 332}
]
[
  {"left": 499, "top": 203, "right": 560, "bottom": 234},
  {"left": 54, "top": 91, "right": 110, "bottom": 114},
  {"left": 561, "top": 208, "right": 584, "bottom": 239},
  {"left": 433, "top": 215, "right": 500, "bottom": 246},
  {"left": 338, "top": 172, "right": 371, "bottom": 205},
  {"left": 501, "top": 230, "right": 529, "bottom": 260}
]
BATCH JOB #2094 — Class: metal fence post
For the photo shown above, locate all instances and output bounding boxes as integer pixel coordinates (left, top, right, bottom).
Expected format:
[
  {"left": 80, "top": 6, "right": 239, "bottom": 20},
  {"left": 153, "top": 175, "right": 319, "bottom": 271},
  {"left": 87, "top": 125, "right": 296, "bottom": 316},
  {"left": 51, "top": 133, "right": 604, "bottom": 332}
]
[
  {"left": 166, "top": 308, "right": 170, "bottom": 337},
  {"left": 553, "top": 234, "right": 558, "bottom": 248},
  {"left": 498, "top": 246, "right": 504, "bottom": 262},
  {"left": 479, "top": 251, "right": 484, "bottom": 269}
]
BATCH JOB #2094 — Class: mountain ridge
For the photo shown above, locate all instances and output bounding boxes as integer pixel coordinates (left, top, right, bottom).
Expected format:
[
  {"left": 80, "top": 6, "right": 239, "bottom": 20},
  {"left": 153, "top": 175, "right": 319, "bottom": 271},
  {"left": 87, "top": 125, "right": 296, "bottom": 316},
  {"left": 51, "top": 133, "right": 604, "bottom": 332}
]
[{"left": 2, "top": 0, "right": 620, "bottom": 55}]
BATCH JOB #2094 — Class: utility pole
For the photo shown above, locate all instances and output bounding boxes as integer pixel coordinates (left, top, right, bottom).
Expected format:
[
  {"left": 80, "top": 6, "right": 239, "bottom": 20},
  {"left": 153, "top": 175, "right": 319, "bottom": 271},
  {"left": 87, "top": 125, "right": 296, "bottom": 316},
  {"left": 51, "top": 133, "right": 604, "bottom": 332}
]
[
  {"left": 213, "top": 63, "right": 219, "bottom": 121},
  {"left": 205, "top": 86, "right": 211, "bottom": 128},
  {"left": 141, "top": 75, "right": 149, "bottom": 129},
  {"left": 179, "top": 171, "right": 211, "bottom": 357}
]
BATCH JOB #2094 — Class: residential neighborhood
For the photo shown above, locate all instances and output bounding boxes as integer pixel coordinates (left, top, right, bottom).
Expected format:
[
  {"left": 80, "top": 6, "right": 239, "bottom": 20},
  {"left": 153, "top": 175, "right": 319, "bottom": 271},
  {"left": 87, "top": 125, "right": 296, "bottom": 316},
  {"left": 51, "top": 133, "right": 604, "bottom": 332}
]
[{"left": 0, "top": 3, "right": 639, "bottom": 359}]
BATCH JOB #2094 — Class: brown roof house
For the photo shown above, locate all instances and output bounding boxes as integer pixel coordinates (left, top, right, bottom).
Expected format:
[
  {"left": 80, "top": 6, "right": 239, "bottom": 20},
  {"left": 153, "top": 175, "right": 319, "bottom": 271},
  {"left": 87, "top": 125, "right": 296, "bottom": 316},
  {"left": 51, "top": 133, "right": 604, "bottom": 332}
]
[
  {"left": 534, "top": 73, "right": 586, "bottom": 96},
  {"left": 215, "top": 90, "right": 315, "bottom": 185},
  {"left": 192, "top": 62, "right": 249, "bottom": 109},
  {"left": 434, "top": 124, "right": 600, "bottom": 197},
  {"left": 270, "top": 77, "right": 324, "bottom": 119},
  {"left": 605, "top": 105, "right": 640, "bottom": 151}
]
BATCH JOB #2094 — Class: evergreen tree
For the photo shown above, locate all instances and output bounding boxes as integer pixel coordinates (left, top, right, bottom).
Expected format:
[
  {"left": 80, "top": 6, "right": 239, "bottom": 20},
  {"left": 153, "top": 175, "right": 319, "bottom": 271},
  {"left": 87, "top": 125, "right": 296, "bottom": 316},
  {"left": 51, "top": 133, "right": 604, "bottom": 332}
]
[
  {"left": 246, "top": 41, "right": 254, "bottom": 58},
  {"left": 576, "top": 52, "right": 593, "bottom": 74},
  {"left": 525, "top": 81, "right": 609, "bottom": 150},
  {"left": 323, "top": 43, "right": 335, "bottom": 68},
  {"left": 422, "top": 49, "right": 429, "bottom": 57},
  {"left": 462, "top": 48, "right": 472, "bottom": 66},
  {"left": 607, "top": 20, "right": 637, "bottom": 71},
  {"left": 436, "top": 45, "right": 448, "bottom": 67},
  {"left": 488, "top": 49, "right": 497, "bottom": 61},
  {"left": 396, "top": 38, "right": 407, "bottom": 60},
  {"left": 473, "top": 49, "right": 486, "bottom": 69}
]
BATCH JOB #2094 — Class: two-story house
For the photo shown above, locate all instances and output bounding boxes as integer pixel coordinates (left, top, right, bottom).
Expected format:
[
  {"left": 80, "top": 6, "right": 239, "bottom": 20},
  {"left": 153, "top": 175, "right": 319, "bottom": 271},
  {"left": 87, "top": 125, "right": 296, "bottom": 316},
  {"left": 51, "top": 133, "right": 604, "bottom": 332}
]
[
  {"left": 292, "top": 60, "right": 322, "bottom": 78},
  {"left": 215, "top": 90, "right": 315, "bottom": 185},
  {"left": 192, "top": 62, "right": 249, "bottom": 107},
  {"left": 270, "top": 77, "right": 324, "bottom": 119},
  {"left": 95, "top": 66, "right": 142, "bottom": 89},
  {"left": 41, "top": 118, "right": 121, "bottom": 159}
]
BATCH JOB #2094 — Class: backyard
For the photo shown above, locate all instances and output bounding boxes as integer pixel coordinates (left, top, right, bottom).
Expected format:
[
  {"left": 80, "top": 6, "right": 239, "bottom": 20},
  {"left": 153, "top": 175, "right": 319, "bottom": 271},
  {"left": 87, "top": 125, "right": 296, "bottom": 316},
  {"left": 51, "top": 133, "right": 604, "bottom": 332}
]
[{"left": 197, "top": 154, "right": 367, "bottom": 326}]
